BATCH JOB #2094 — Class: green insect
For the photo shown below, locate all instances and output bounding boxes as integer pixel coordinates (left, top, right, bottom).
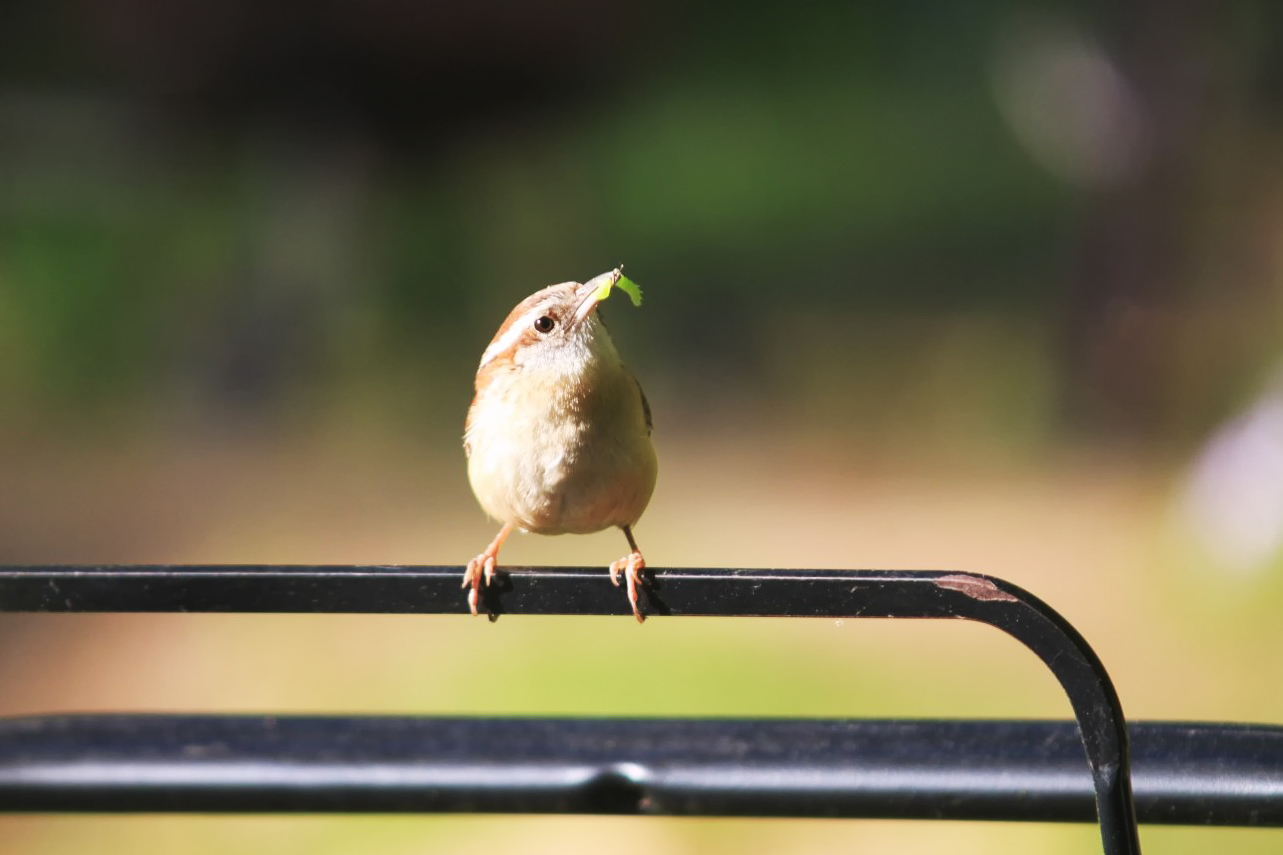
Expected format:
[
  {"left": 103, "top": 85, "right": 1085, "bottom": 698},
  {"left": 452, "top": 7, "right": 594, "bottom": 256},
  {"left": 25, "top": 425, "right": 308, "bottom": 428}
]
[{"left": 588, "top": 267, "right": 643, "bottom": 307}]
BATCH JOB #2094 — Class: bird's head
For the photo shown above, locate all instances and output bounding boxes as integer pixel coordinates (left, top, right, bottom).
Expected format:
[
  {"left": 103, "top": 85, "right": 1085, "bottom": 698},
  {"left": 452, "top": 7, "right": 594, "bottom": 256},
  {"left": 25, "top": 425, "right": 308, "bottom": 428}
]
[{"left": 475, "top": 270, "right": 624, "bottom": 385}]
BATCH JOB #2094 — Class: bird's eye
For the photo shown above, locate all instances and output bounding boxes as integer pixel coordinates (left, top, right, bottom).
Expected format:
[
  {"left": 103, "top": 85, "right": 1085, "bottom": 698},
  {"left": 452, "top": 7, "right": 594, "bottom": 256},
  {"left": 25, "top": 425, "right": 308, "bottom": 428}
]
[{"left": 533, "top": 315, "right": 555, "bottom": 334}]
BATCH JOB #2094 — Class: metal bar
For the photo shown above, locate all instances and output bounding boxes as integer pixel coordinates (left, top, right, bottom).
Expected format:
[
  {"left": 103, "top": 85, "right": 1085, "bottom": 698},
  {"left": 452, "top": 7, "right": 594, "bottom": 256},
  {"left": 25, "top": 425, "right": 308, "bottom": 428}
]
[
  {"left": 0, "top": 716, "right": 1277, "bottom": 825},
  {"left": 0, "top": 565, "right": 1141, "bottom": 854}
]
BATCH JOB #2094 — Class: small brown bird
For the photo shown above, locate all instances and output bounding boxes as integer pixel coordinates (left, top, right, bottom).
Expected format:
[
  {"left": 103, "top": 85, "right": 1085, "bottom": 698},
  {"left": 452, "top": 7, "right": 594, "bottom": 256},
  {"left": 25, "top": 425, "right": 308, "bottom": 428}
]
[{"left": 462, "top": 268, "right": 658, "bottom": 621}]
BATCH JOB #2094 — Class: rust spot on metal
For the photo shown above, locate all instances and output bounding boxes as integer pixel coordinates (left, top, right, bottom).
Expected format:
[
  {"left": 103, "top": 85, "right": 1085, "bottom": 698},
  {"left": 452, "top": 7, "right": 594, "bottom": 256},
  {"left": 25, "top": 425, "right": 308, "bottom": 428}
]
[{"left": 934, "top": 574, "right": 1018, "bottom": 602}]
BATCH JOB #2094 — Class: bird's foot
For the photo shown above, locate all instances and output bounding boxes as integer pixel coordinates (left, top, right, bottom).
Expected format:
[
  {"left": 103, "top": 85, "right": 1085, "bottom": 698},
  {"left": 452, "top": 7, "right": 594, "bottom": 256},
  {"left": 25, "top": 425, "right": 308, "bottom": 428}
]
[
  {"left": 463, "top": 523, "right": 513, "bottom": 619},
  {"left": 462, "top": 551, "right": 498, "bottom": 617},
  {"left": 609, "top": 551, "right": 647, "bottom": 623}
]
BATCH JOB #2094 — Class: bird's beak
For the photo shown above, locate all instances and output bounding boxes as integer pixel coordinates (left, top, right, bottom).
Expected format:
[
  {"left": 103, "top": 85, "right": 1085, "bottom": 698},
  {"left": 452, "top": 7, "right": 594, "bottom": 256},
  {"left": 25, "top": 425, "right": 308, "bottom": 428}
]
[{"left": 573, "top": 269, "right": 621, "bottom": 326}]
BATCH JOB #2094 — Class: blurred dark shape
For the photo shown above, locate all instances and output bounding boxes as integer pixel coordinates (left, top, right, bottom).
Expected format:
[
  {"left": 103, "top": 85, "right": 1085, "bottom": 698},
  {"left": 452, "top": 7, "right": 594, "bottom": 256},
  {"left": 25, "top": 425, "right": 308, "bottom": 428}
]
[
  {"left": 1052, "top": 2, "right": 1273, "bottom": 438},
  {"left": 182, "top": 273, "right": 326, "bottom": 415},
  {"left": 168, "top": 132, "right": 377, "bottom": 421},
  {"left": 29, "top": 1, "right": 658, "bottom": 137}
]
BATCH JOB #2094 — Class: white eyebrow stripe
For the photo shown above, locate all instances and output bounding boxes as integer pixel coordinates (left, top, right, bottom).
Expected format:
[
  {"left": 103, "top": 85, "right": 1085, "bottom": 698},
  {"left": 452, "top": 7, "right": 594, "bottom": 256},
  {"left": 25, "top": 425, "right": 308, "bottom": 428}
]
[{"left": 479, "top": 305, "right": 543, "bottom": 368}]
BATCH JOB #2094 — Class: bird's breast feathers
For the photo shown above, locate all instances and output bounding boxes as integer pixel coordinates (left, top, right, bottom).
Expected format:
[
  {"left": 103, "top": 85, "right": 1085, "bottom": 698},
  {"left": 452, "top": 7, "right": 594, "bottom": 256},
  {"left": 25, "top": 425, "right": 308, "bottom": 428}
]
[{"left": 465, "top": 367, "right": 656, "bottom": 535}]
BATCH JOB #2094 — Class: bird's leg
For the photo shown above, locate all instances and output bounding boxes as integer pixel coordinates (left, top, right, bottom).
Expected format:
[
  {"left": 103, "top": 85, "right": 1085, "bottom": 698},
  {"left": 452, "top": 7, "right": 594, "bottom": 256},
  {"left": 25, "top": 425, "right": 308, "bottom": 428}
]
[
  {"left": 609, "top": 524, "right": 647, "bottom": 623},
  {"left": 463, "top": 522, "right": 513, "bottom": 617}
]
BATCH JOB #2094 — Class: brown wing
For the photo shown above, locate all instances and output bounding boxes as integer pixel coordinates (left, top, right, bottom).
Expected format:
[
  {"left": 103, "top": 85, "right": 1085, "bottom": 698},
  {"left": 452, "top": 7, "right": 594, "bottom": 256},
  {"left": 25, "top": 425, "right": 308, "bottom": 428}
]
[{"left": 631, "top": 371, "right": 653, "bottom": 436}]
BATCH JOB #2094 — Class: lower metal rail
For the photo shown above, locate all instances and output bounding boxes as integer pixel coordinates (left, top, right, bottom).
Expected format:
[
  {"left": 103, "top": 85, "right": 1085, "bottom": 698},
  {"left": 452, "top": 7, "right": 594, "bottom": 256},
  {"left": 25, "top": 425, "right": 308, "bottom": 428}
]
[{"left": 0, "top": 715, "right": 1279, "bottom": 826}]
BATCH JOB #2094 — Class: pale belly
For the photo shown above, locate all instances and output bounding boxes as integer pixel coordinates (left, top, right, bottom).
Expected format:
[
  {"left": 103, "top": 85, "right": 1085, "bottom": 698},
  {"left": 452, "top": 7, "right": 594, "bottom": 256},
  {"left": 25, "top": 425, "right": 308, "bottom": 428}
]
[{"left": 466, "top": 392, "right": 657, "bottom": 535}]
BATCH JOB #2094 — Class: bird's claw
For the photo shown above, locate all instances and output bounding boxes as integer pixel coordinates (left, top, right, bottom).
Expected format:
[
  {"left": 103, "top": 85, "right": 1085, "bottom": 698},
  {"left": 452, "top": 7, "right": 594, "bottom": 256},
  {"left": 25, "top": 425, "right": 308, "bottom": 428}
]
[
  {"left": 462, "top": 523, "right": 512, "bottom": 619},
  {"left": 610, "top": 551, "right": 647, "bottom": 623},
  {"left": 462, "top": 553, "right": 497, "bottom": 617}
]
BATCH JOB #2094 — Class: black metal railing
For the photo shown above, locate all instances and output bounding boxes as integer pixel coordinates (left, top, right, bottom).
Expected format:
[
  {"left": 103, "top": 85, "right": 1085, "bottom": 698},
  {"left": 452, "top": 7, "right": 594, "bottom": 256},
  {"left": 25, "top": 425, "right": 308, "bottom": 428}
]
[{"left": 0, "top": 565, "right": 1279, "bottom": 854}]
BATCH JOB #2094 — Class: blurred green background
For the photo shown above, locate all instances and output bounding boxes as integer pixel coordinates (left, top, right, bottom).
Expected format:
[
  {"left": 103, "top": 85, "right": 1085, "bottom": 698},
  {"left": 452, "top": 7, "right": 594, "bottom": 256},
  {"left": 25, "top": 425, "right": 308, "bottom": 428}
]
[{"left": 3, "top": 1, "right": 1283, "bottom": 852}]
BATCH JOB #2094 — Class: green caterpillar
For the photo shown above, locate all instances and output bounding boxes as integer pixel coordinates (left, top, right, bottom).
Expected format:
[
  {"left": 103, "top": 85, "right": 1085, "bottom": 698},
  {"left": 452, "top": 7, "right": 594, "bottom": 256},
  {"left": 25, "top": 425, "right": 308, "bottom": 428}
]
[{"left": 590, "top": 268, "right": 643, "bottom": 307}]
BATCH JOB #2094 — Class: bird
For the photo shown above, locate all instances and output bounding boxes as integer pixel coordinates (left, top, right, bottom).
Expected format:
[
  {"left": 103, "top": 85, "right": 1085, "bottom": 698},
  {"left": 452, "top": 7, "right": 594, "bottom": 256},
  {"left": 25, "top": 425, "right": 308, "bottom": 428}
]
[{"left": 462, "top": 268, "right": 658, "bottom": 621}]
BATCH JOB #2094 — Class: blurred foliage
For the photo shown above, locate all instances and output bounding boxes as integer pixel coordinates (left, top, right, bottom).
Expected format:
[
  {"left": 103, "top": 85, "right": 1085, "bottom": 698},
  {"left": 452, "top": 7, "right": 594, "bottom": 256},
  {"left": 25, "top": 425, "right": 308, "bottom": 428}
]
[{"left": 3, "top": 0, "right": 1280, "bottom": 446}]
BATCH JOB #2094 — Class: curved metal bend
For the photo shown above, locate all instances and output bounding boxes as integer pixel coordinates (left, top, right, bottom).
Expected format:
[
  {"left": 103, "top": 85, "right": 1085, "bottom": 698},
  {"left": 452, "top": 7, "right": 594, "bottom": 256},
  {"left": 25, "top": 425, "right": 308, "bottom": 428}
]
[
  {"left": 642, "top": 568, "right": 1141, "bottom": 855},
  {"left": 0, "top": 564, "right": 1140, "bottom": 854}
]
